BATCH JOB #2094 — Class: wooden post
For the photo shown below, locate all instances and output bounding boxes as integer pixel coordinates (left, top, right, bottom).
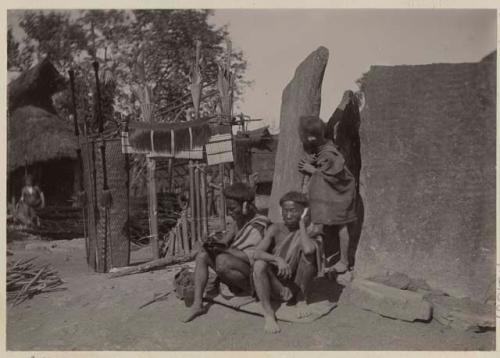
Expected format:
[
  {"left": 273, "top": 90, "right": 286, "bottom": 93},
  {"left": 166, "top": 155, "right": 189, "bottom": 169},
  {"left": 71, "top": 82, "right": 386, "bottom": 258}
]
[
  {"left": 229, "top": 167, "right": 234, "bottom": 185},
  {"left": 147, "top": 157, "right": 160, "bottom": 259},
  {"left": 168, "top": 158, "right": 174, "bottom": 192},
  {"left": 181, "top": 210, "right": 190, "bottom": 253},
  {"left": 219, "top": 163, "right": 227, "bottom": 231},
  {"left": 188, "top": 161, "right": 196, "bottom": 246},
  {"left": 200, "top": 164, "right": 208, "bottom": 241},
  {"left": 194, "top": 164, "right": 202, "bottom": 243}
]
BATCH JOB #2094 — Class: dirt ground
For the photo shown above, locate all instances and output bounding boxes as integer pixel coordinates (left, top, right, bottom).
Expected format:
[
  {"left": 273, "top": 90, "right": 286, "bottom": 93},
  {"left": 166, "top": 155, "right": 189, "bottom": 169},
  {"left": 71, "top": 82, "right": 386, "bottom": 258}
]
[{"left": 6, "top": 237, "right": 495, "bottom": 351}]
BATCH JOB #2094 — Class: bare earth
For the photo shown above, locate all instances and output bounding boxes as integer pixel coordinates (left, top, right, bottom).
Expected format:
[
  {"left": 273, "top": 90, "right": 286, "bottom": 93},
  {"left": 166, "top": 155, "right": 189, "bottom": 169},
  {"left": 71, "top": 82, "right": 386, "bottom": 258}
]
[{"left": 6, "top": 238, "right": 495, "bottom": 351}]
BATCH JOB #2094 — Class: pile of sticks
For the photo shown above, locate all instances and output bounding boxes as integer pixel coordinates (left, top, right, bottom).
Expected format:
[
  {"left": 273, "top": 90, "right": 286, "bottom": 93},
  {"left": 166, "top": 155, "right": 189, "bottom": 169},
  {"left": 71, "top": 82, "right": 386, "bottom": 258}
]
[
  {"left": 161, "top": 210, "right": 194, "bottom": 257},
  {"left": 7, "top": 257, "right": 66, "bottom": 306}
]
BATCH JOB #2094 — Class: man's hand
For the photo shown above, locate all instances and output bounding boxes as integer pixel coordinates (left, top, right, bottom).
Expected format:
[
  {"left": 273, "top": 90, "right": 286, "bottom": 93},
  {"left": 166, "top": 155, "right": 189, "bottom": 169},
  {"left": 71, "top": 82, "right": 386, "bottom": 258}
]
[
  {"left": 300, "top": 208, "right": 309, "bottom": 224},
  {"left": 275, "top": 257, "right": 291, "bottom": 279},
  {"left": 298, "top": 159, "right": 316, "bottom": 175}
]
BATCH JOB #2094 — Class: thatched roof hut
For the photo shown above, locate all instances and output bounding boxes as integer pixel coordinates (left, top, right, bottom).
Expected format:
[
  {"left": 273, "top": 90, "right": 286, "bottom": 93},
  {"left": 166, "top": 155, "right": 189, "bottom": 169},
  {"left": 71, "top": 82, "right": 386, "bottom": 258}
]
[
  {"left": 8, "top": 58, "right": 66, "bottom": 113},
  {"left": 8, "top": 106, "right": 77, "bottom": 172}
]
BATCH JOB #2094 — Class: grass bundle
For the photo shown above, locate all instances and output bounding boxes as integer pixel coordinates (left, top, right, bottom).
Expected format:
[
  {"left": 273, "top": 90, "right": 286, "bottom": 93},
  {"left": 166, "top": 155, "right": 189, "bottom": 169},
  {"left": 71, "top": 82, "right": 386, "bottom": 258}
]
[{"left": 7, "top": 257, "right": 66, "bottom": 306}]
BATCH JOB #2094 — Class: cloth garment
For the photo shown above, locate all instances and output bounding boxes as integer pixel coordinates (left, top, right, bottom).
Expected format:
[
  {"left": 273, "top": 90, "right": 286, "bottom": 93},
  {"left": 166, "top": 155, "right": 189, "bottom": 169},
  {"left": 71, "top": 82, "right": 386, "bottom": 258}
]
[{"left": 307, "top": 141, "right": 357, "bottom": 225}]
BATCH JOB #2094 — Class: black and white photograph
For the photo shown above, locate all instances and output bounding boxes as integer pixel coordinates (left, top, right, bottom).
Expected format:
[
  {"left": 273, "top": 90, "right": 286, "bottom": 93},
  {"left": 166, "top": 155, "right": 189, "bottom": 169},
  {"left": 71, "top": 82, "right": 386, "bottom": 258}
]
[{"left": 3, "top": 3, "right": 498, "bottom": 353}]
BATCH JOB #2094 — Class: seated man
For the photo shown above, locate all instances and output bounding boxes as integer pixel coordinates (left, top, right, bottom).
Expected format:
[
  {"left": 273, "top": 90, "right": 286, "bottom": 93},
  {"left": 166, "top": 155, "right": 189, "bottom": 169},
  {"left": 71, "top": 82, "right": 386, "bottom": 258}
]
[
  {"left": 252, "top": 191, "right": 321, "bottom": 333},
  {"left": 183, "top": 182, "right": 269, "bottom": 322}
]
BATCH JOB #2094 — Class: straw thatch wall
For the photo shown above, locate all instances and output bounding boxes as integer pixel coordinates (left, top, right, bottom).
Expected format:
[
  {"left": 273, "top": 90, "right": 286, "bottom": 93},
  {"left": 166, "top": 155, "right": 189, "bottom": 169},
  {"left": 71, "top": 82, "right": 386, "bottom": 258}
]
[
  {"left": 355, "top": 52, "right": 496, "bottom": 300},
  {"left": 8, "top": 106, "right": 77, "bottom": 171}
]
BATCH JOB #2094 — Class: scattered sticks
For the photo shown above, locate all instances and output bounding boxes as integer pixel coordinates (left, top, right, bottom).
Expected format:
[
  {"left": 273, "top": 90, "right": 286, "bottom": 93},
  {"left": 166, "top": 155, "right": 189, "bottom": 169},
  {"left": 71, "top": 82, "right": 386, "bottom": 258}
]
[{"left": 7, "top": 257, "right": 66, "bottom": 306}]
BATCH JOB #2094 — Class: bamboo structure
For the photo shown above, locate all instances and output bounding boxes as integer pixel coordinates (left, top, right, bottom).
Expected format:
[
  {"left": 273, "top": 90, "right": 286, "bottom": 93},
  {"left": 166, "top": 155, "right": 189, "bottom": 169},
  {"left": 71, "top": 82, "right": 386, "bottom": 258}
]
[
  {"left": 188, "top": 161, "right": 196, "bottom": 247},
  {"left": 194, "top": 165, "right": 202, "bottom": 243},
  {"left": 200, "top": 164, "right": 208, "bottom": 240},
  {"left": 147, "top": 157, "right": 160, "bottom": 259}
]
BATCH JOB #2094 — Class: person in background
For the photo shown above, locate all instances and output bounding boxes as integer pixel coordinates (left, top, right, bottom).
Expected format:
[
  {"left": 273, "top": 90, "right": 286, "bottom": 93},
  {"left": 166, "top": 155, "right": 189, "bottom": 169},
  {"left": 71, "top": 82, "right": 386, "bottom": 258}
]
[{"left": 16, "top": 174, "right": 45, "bottom": 228}]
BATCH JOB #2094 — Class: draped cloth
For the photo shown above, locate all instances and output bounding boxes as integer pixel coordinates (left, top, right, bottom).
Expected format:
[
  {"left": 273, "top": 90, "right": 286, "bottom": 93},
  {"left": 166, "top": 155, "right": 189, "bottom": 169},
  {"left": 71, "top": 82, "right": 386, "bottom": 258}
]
[
  {"left": 229, "top": 214, "right": 270, "bottom": 257},
  {"left": 307, "top": 141, "right": 357, "bottom": 225},
  {"left": 271, "top": 223, "right": 327, "bottom": 280}
]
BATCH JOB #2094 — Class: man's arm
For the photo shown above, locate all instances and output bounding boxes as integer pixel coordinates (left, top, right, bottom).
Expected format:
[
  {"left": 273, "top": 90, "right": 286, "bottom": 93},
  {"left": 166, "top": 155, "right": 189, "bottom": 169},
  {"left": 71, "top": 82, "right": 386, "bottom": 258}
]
[
  {"left": 298, "top": 209, "right": 316, "bottom": 256},
  {"left": 253, "top": 224, "right": 292, "bottom": 278}
]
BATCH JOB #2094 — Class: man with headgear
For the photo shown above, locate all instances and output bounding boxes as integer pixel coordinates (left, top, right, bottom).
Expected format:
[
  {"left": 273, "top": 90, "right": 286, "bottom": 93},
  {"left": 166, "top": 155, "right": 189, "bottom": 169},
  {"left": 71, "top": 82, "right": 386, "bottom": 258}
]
[
  {"left": 298, "top": 115, "right": 357, "bottom": 274},
  {"left": 183, "top": 182, "right": 269, "bottom": 322},
  {"left": 252, "top": 191, "right": 322, "bottom": 333}
]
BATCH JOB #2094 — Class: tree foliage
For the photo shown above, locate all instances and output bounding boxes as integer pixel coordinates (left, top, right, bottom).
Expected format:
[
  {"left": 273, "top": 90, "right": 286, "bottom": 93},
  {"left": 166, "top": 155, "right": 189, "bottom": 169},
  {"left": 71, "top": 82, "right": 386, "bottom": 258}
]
[{"left": 15, "top": 9, "right": 248, "bottom": 127}]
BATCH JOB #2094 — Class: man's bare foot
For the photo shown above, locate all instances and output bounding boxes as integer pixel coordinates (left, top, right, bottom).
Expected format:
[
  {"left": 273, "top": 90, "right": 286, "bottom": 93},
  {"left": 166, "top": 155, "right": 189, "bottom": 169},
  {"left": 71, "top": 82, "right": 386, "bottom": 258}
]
[
  {"left": 280, "top": 286, "right": 293, "bottom": 302},
  {"left": 296, "top": 301, "right": 313, "bottom": 319},
  {"left": 182, "top": 305, "right": 206, "bottom": 323},
  {"left": 332, "top": 261, "right": 348, "bottom": 274},
  {"left": 264, "top": 315, "right": 281, "bottom": 333}
]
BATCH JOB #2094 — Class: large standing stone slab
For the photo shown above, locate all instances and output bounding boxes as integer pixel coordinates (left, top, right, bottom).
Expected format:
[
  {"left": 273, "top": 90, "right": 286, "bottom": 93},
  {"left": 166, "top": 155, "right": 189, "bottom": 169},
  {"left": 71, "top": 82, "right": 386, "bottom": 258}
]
[
  {"left": 342, "top": 279, "right": 432, "bottom": 322},
  {"left": 355, "top": 54, "right": 496, "bottom": 300},
  {"left": 269, "top": 47, "right": 329, "bottom": 222}
]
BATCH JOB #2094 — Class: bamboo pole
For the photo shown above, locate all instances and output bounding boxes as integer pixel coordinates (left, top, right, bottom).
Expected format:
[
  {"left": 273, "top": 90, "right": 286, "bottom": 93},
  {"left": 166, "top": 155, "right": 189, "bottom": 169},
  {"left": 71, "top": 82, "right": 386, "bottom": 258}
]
[
  {"left": 188, "top": 161, "right": 196, "bottom": 247},
  {"left": 176, "top": 225, "right": 184, "bottom": 256},
  {"left": 219, "top": 163, "right": 227, "bottom": 231},
  {"left": 181, "top": 210, "right": 190, "bottom": 253},
  {"left": 168, "top": 158, "right": 174, "bottom": 192},
  {"left": 147, "top": 157, "right": 160, "bottom": 259},
  {"left": 194, "top": 165, "right": 202, "bottom": 243},
  {"left": 200, "top": 164, "right": 208, "bottom": 241}
]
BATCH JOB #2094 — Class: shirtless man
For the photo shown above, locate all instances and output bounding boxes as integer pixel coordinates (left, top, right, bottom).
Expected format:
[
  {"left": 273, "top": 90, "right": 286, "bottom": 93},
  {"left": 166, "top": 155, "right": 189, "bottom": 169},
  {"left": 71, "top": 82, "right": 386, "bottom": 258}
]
[
  {"left": 16, "top": 174, "right": 45, "bottom": 228},
  {"left": 183, "top": 182, "right": 269, "bottom": 322},
  {"left": 252, "top": 191, "right": 321, "bottom": 333}
]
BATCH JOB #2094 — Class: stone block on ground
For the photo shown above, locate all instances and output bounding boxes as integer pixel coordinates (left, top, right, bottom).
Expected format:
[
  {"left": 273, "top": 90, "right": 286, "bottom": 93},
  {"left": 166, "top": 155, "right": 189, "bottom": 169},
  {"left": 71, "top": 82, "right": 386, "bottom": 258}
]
[
  {"left": 342, "top": 278, "right": 432, "bottom": 322},
  {"left": 369, "top": 272, "right": 411, "bottom": 290},
  {"left": 425, "top": 293, "right": 495, "bottom": 332}
]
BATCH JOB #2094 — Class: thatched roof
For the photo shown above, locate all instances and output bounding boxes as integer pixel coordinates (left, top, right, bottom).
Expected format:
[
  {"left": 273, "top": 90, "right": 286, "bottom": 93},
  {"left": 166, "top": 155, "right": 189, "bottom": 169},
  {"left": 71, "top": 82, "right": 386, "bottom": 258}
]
[
  {"left": 8, "top": 58, "right": 66, "bottom": 113},
  {"left": 8, "top": 106, "right": 77, "bottom": 171}
]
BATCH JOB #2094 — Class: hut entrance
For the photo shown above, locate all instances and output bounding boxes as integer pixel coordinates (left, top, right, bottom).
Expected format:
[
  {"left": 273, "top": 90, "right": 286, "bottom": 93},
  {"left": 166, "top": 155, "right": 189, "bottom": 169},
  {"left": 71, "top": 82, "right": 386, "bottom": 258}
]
[{"left": 8, "top": 157, "right": 77, "bottom": 207}]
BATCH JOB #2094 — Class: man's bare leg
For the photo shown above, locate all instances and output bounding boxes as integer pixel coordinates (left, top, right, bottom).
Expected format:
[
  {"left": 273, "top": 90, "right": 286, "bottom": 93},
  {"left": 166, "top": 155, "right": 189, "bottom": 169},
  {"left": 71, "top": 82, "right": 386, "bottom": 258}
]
[
  {"left": 215, "top": 253, "right": 252, "bottom": 294},
  {"left": 268, "top": 273, "right": 293, "bottom": 301},
  {"left": 332, "top": 225, "right": 349, "bottom": 273},
  {"left": 253, "top": 260, "right": 281, "bottom": 333},
  {"left": 295, "top": 255, "right": 317, "bottom": 318},
  {"left": 182, "top": 251, "right": 213, "bottom": 322}
]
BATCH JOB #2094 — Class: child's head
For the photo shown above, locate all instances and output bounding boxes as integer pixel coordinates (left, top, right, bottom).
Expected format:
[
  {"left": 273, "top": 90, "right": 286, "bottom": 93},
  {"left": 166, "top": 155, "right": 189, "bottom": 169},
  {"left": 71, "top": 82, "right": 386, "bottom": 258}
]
[
  {"left": 298, "top": 115, "right": 326, "bottom": 151},
  {"left": 223, "top": 183, "right": 256, "bottom": 220},
  {"left": 279, "top": 191, "right": 308, "bottom": 228}
]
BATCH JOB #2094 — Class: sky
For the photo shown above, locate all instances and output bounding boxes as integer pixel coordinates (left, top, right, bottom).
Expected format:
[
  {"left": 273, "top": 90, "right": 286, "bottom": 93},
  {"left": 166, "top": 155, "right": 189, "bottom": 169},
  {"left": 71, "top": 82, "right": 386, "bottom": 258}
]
[
  {"left": 209, "top": 9, "right": 496, "bottom": 131},
  {"left": 8, "top": 9, "right": 497, "bottom": 132}
]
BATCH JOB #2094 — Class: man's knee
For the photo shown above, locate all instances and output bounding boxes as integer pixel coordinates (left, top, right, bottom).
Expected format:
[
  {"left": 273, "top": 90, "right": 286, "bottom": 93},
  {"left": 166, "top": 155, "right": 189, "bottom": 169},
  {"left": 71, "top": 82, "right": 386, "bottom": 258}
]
[
  {"left": 215, "top": 255, "right": 232, "bottom": 275},
  {"left": 196, "top": 250, "right": 210, "bottom": 265},
  {"left": 253, "top": 260, "right": 268, "bottom": 277}
]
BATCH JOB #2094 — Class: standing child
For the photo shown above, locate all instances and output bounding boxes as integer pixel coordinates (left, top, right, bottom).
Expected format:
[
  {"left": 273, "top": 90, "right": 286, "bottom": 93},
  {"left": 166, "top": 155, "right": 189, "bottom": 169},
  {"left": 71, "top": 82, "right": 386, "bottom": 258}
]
[{"left": 298, "top": 116, "right": 357, "bottom": 274}]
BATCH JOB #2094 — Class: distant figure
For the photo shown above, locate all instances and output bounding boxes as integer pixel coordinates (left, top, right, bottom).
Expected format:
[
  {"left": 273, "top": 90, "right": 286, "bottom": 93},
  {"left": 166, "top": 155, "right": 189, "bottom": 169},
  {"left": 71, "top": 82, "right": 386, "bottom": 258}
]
[{"left": 16, "top": 174, "right": 45, "bottom": 228}]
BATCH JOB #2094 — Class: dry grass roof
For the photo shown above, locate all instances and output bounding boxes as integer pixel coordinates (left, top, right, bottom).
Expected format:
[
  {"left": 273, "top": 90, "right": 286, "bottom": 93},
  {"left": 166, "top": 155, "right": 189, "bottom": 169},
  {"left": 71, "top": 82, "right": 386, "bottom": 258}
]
[{"left": 8, "top": 106, "right": 77, "bottom": 171}]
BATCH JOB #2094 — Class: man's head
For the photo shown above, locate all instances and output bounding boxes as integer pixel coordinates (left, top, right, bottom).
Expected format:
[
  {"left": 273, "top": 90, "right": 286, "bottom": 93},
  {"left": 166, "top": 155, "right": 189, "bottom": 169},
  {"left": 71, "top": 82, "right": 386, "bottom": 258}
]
[
  {"left": 279, "top": 191, "right": 309, "bottom": 228},
  {"left": 223, "top": 183, "right": 256, "bottom": 220},
  {"left": 298, "top": 115, "right": 326, "bottom": 152},
  {"left": 25, "top": 174, "right": 34, "bottom": 186}
]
